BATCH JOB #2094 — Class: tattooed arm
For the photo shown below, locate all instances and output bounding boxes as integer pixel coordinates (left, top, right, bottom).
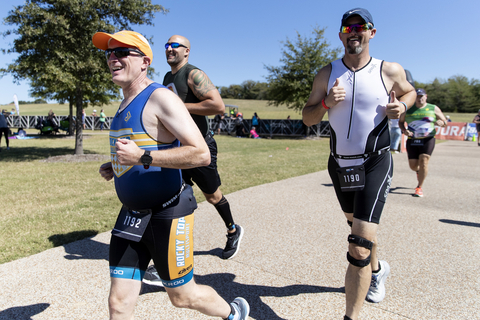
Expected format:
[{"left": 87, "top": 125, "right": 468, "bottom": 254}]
[{"left": 185, "top": 68, "right": 225, "bottom": 116}]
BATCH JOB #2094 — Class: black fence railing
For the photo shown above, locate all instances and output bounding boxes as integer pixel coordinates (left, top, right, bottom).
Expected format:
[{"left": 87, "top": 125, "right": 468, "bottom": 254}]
[{"left": 5, "top": 115, "right": 331, "bottom": 137}]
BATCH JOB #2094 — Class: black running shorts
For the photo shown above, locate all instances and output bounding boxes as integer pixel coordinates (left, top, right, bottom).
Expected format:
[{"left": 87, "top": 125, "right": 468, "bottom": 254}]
[
  {"left": 328, "top": 152, "right": 393, "bottom": 224},
  {"left": 182, "top": 135, "right": 221, "bottom": 195},
  {"left": 406, "top": 136, "right": 435, "bottom": 159},
  {"left": 109, "top": 186, "right": 196, "bottom": 288}
]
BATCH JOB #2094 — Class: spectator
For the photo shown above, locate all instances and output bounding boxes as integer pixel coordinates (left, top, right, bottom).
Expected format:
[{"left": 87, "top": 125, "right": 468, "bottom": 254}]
[
  {"left": 235, "top": 113, "right": 247, "bottom": 137},
  {"left": 250, "top": 126, "right": 260, "bottom": 139},
  {"left": 446, "top": 115, "right": 452, "bottom": 122},
  {"left": 0, "top": 109, "right": 10, "bottom": 151},
  {"left": 213, "top": 113, "right": 224, "bottom": 135},
  {"left": 82, "top": 109, "right": 86, "bottom": 129},
  {"left": 99, "top": 109, "right": 106, "bottom": 131},
  {"left": 473, "top": 109, "right": 480, "bottom": 146},
  {"left": 252, "top": 112, "right": 260, "bottom": 129}
]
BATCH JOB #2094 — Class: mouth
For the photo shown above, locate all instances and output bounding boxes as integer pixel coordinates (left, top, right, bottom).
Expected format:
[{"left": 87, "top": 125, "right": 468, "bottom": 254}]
[
  {"left": 348, "top": 36, "right": 360, "bottom": 43},
  {"left": 111, "top": 66, "right": 123, "bottom": 72}
]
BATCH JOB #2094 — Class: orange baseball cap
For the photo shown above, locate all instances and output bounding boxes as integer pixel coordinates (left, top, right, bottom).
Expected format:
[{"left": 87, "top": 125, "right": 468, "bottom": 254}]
[{"left": 92, "top": 30, "right": 153, "bottom": 64}]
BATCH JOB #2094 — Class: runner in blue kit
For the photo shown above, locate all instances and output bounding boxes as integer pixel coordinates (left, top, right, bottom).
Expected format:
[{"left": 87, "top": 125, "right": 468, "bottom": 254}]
[
  {"left": 93, "top": 30, "right": 249, "bottom": 320},
  {"left": 302, "top": 8, "right": 416, "bottom": 320}
]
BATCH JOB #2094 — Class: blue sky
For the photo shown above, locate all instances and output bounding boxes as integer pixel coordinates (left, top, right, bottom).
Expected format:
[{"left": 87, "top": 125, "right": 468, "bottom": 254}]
[{"left": 0, "top": 0, "right": 479, "bottom": 106}]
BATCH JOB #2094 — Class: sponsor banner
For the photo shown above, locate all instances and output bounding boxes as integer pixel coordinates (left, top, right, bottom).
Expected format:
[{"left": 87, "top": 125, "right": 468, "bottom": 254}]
[
  {"left": 465, "top": 123, "right": 478, "bottom": 140},
  {"left": 434, "top": 122, "right": 467, "bottom": 141}
]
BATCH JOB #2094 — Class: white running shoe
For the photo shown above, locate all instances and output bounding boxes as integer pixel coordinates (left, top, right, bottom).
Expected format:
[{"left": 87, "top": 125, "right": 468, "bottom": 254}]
[
  {"left": 366, "top": 260, "right": 390, "bottom": 303},
  {"left": 229, "top": 297, "right": 250, "bottom": 320}
]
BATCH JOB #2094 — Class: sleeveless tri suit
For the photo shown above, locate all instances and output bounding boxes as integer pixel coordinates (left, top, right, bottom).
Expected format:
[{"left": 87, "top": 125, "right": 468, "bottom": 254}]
[
  {"left": 326, "top": 58, "right": 393, "bottom": 223},
  {"left": 108, "top": 83, "right": 196, "bottom": 288}
]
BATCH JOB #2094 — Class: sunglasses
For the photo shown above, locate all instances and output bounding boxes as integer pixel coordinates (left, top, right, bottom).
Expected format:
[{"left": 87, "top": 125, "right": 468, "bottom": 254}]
[
  {"left": 340, "top": 23, "right": 373, "bottom": 34},
  {"left": 105, "top": 47, "right": 145, "bottom": 60},
  {"left": 165, "top": 42, "right": 187, "bottom": 49}
]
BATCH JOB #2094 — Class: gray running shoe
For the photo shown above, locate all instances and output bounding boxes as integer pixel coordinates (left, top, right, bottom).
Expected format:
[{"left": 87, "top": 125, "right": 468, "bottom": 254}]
[
  {"left": 229, "top": 297, "right": 250, "bottom": 320},
  {"left": 222, "top": 225, "right": 244, "bottom": 260},
  {"left": 366, "top": 260, "right": 390, "bottom": 303},
  {"left": 142, "top": 265, "right": 163, "bottom": 287}
]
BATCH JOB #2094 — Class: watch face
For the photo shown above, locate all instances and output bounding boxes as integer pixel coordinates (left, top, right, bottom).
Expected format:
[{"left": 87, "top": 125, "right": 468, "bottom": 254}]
[{"left": 141, "top": 151, "right": 152, "bottom": 166}]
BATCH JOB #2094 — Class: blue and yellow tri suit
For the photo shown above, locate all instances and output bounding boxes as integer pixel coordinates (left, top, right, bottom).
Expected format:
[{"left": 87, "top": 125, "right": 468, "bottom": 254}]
[{"left": 108, "top": 83, "right": 196, "bottom": 287}]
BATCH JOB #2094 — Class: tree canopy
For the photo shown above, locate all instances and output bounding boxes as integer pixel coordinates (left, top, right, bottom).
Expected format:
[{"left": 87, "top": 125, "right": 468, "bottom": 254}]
[
  {"left": 264, "top": 26, "right": 341, "bottom": 112},
  {"left": 1, "top": 0, "right": 166, "bottom": 154},
  {"left": 415, "top": 76, "right": 480, "bottom": 113}
]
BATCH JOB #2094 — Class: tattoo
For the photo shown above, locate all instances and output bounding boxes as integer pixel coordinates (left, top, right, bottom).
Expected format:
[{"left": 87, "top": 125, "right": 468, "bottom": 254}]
[{"left": 190, "top": 69, "right": 216, "bottom": 99}]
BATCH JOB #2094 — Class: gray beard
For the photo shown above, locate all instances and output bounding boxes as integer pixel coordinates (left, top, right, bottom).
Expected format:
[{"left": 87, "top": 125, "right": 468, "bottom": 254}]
[{"left": 347, "top": 44, "right": 363, "bottom": 55}]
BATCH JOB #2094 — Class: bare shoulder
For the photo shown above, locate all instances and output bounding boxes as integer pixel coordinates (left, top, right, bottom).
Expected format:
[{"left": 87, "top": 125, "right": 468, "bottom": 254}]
[
  {"left": 313, "top": 63, "right": 332, "bottom": 91},
  {"left": 382, "top": 61, "right": 405, "bottom": 79}
]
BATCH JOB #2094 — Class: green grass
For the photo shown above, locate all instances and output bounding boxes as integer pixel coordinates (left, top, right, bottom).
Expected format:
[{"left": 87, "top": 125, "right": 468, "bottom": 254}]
[{"left": 0, "top": 133, "right": 329, "bottom": 264}]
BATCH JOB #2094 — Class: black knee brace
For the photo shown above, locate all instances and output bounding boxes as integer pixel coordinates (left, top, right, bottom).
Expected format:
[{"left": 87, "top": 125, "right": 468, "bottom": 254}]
[{"left": 346, "top": 234, "right": 373, "bottom": 268}]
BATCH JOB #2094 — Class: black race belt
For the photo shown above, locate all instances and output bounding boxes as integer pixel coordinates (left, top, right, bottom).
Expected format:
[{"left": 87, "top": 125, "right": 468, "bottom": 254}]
[{"left": 332, "top": 147, "right": 390, "bottom": 160}]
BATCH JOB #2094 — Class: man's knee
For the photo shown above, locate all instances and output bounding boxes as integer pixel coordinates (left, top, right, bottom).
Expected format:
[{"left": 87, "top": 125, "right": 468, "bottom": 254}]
[
  {"left": 347, "top": 234, "right": 373, "bottom": 267},
  {"left": 204, "top": 189, "right": 222, "bottom": 205},
  {"left": 109, "top": 291, "right": 135, "bottom": 317}
]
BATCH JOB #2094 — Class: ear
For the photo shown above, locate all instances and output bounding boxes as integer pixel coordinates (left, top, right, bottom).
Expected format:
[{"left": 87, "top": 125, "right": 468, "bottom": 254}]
[{"left": 369, "top": 28, "right": 377, "bottom": 39}]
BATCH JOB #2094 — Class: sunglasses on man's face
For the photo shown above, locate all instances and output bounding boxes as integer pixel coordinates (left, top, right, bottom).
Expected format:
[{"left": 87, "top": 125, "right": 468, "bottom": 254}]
[
  {"left": 165, "top": 42, "right": 187, "bottom": 50},
  {"left": 340, "top": 23, "right": 373, "bottom": 34},
  {"left": 105, "top": 47, "right": 145, "bottom": 60}
]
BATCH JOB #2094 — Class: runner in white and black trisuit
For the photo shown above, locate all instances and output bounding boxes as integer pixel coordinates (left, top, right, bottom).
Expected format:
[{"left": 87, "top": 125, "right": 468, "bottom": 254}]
[{"left": 303, "top": 8, "right": 416, "bottom": 320}]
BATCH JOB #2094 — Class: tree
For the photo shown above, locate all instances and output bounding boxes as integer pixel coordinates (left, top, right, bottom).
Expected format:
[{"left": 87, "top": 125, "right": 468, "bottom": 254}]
[
  {"left": 265, "top": 26, "right": 341, "bottom": 112},
  {"left": 1, "top": 0, "right": 166, "bottom": 154}
]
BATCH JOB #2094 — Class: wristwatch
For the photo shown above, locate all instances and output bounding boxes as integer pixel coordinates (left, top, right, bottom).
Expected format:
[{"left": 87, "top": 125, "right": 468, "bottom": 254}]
[{"left": 140, "top": 150, "right": 152, "bottom": 169}]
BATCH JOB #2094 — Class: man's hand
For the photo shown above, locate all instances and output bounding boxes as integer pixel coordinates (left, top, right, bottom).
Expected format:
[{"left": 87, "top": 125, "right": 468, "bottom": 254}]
[
  {"left": 99, "top": 162, "right": 114, "bottom": 181},
  {"left": 403, "top": 129, "right": 414, "bottom": 137},
  {"left": 386, "top": 91, "right": 405, "bottom": 119},
  {"left": 116, "top": 139, "right": 143, "bottom": 166},
  {"left": 324, "top": 78, "right": 346, "bottom": 109}
]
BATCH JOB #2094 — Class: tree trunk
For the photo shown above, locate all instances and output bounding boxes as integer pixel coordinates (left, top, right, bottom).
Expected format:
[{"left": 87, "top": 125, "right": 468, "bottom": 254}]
[
  {"left": 74, "top": 87, "right": 84, "bottom": 155},
  {"left": 68, "top": 100, "right": 74, "bottom": 136}
]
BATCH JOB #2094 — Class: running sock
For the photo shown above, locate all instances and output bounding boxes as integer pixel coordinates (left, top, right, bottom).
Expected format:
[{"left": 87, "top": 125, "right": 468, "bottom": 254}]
[
  {"left": 223, "top": 304, "right": 236, "bottom": 320},
  {"left": 372, "top": 263, "right": 381, "bottom": 274},
  {"left": 214, "top": 195, "right": 235, "bottom": 230},
  {"left": 344, "top": 316, "right": 353, "bottom": 320}
]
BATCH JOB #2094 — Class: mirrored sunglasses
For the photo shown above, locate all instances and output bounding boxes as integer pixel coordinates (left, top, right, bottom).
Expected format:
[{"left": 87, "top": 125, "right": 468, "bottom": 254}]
[
  {"left": 340, "top": 23, "right": 373, "bottom": 34},
  {"left": 105, "top": 47, "right": 145, "bottom": 60},
  {"left": 165, "top": 42, "right": 187, "bottom": 49}
]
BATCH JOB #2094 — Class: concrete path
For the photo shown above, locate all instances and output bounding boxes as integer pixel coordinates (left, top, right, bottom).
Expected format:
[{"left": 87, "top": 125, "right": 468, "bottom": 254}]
[{"left": 0, "top": 140, "right": 479, "bottom": 319}]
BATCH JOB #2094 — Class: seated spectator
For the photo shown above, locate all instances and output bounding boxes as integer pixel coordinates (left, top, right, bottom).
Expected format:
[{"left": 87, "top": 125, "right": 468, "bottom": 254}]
[{"left": 250, "top": 126, "right": 260, "bottom": 139}]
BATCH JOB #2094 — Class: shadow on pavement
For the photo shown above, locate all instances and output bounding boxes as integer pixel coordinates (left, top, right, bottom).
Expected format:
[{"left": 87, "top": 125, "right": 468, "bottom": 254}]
[
  {"left": 439, "top": 219, "right": 480, "bottom": 228},
  {"left": 0, "top": 303, "right": 49, "bottom": 320},
  {"left": 141, "top": 272, "right": 343, "bottom": 320}
]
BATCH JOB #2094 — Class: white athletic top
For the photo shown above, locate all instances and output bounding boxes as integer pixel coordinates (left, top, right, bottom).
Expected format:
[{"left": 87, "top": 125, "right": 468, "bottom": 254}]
[{"left": 328, "top": 57, "right": 390, "bottom": 167}]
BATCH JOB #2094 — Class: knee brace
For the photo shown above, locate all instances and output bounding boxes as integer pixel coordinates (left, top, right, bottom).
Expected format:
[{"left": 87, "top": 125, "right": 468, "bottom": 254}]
[{"left": 346, "top": 234, "right": 373, "bottom": 268}]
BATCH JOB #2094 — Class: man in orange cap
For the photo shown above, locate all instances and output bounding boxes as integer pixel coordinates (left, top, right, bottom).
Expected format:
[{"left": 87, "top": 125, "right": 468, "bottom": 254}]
[{"left": 93, "top": 30, "right": 249, "bottom": 320}]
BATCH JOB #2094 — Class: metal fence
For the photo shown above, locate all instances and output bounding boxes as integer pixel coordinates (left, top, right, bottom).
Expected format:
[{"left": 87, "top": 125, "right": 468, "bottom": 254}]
[{"left": 5, "top": 115, "right": 331, "bottom": 137}]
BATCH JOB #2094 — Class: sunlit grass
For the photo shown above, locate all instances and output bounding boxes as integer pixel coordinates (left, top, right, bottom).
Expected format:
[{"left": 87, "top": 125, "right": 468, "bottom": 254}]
[{"left": 0, "top": 133, "right": 329, "bottom": 263}]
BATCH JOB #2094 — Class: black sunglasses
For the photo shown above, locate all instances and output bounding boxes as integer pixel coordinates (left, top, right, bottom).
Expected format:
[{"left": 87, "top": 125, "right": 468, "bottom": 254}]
[
  {"left": 165, "top": 42, "right": 187, "bottom": 49},
  {"left": 105, "top": 47, "right": 146, "bottom": 60}
]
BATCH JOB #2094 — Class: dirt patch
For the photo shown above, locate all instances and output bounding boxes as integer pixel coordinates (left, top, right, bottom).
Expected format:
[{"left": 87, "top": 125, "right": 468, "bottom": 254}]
[{"left": 40, "top": 154, "right": 110, "bottom": 163}]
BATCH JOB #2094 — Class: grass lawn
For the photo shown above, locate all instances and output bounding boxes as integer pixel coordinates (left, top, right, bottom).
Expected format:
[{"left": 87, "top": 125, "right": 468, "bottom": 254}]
[{"left": 0, "top": 133, "right": 330, "bottom": 264}]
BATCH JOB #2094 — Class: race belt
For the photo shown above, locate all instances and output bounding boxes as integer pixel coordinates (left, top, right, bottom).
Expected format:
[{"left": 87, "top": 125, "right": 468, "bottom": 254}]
[{"left": 331, "top": 147, "right": 390, "bottom": 160}]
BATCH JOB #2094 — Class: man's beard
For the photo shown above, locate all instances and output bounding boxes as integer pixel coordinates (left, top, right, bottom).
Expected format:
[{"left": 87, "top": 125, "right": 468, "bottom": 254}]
[{"left": 347, "top": 43, "right": 363, "bottom": 55}]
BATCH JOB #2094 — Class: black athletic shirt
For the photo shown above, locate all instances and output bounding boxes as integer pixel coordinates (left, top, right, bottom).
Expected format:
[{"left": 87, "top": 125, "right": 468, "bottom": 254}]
[{"left": 163, "top": 63, "right": 209, "bottom": 137}]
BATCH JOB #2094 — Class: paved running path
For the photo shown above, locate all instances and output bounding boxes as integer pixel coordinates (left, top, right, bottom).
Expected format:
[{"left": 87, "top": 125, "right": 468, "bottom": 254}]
[{"left": 0, "top": 140, "right": 479, "bottom": 319}]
